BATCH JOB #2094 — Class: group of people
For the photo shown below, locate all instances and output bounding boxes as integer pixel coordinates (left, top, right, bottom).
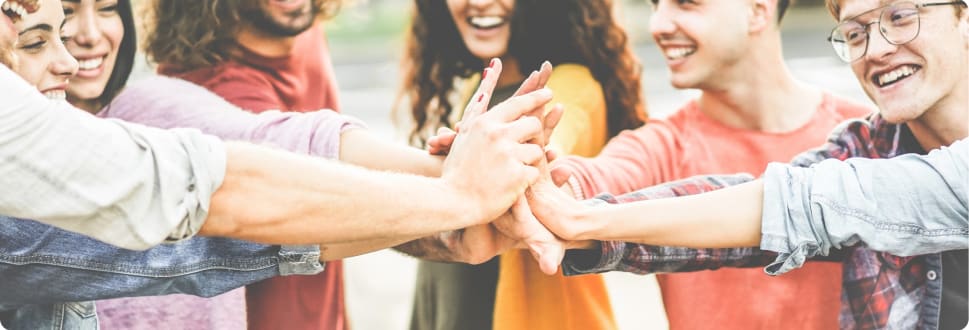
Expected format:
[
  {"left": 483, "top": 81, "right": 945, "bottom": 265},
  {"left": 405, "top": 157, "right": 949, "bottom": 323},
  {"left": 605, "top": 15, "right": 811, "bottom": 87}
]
[{"left": 0, "top": 0, "right": 964, "bottom": 330}]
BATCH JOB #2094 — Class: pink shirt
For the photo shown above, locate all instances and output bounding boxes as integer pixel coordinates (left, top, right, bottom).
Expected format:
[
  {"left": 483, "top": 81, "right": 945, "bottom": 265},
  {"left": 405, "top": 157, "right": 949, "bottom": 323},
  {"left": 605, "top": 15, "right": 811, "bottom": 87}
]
[{"left": 557, "top": 94, "right": 872, "bottom": 330}]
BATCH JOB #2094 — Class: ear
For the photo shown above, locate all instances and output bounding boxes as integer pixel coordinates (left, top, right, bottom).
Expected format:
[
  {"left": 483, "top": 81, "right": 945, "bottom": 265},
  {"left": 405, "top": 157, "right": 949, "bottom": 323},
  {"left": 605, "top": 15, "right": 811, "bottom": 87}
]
[{"left": 749, "top": 0, "right": 774, "bottom": 33}]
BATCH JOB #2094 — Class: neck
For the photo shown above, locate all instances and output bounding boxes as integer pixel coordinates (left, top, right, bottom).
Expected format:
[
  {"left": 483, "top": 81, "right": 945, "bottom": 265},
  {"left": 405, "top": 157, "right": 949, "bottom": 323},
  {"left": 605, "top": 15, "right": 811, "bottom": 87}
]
[
  {"left": 907, "top": 92, "right": 969, "bottom": 152},
  {"left": 69, "top": 96, "right": 101, "bottom": 115},
  {"left": 494, "top": 57, "right": 526, "bottom": 89},
  {"left": 235, "top": 24, "right": 304, "bottom": 58},
  {"left": 696, "top": 33, "right": 822, "bottom": 133}
]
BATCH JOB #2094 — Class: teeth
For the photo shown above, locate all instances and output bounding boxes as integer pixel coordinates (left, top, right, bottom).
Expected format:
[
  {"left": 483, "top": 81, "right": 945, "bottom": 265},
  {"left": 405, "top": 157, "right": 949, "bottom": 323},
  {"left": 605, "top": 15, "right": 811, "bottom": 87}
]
[
  {"left": 43, "top": 90, "right": 66, "bottom": 100},
  {"left": 877, "top": 65, "right": 917, "bottom": 86},
  {"left": 2, "top": 0, "right": 25, "bottom": 20},
  {"left": 77, "top": 57, "right": 103, "bottom": 70},
  {"left": 665, "top": 47, "right": 696, "bottom": 60},
  {"left": 469, "top": 16, "right": 504, "bottom": 29}
]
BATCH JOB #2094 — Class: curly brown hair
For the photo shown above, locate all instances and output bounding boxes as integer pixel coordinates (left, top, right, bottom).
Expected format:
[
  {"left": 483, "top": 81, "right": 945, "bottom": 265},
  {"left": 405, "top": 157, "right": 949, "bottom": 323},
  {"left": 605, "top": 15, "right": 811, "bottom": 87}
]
[
  {"left": 397, "top": 0, "right": 647, "bottom": 146},
  {"left": 141, "top": 0, "right": 341, "bottom": 71}
]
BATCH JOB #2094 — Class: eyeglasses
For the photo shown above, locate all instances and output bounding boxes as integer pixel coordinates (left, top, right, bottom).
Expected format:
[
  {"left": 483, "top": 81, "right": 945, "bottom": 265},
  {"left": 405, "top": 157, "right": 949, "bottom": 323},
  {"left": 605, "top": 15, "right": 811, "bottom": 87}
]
[{"left": 827, "top": 1, "right": 968, "bottom": 62}]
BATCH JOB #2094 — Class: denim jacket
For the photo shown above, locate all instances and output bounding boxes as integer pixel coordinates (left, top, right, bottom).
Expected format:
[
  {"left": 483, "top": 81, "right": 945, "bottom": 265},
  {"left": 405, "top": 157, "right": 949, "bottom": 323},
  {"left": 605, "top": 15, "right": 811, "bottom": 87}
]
[{"left": 0, "top": 216, "right": 323, "bottom": 329}]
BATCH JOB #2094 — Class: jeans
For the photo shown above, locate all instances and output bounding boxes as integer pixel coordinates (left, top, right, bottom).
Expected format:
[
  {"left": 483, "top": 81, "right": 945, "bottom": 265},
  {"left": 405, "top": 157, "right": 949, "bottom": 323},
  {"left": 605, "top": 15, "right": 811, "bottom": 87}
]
[{"left": 0, "top": 216, "right": 323, "bottom": 329}]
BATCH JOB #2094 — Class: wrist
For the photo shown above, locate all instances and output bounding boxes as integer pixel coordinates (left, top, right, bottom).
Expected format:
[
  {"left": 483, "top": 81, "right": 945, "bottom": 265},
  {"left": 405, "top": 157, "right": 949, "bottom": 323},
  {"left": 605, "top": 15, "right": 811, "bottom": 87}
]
[{"left": 436, "top": 178, "right": 487, "bottom": 228}]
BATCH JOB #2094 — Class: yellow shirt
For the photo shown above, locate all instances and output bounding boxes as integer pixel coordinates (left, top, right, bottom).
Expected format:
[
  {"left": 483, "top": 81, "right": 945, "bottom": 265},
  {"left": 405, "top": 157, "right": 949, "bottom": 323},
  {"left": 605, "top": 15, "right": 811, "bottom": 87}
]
[{"left": 486, "top": 64, "right": 615, "bottom": 330}]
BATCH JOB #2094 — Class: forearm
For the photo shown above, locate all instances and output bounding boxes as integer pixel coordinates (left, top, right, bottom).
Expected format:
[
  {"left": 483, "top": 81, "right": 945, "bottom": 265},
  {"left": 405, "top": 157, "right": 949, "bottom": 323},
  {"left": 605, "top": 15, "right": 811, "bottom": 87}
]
[
  {"left": 763, "top": 140, "right": 969, "bottom": 261},
  {"left": 582, "top": 180, "right": 764, "bottom": 248},
  {"left": 0, "top": 68, "right": 225, "bottom": 250},
  {"left": 320, "top": 236, "right": 425, "bottom": 260},
  {"left": 339, "top": 128, "right": 443, "bottom": 177},
  {"left": 200, "top": 142, "right": 480, "bottom": 245}
]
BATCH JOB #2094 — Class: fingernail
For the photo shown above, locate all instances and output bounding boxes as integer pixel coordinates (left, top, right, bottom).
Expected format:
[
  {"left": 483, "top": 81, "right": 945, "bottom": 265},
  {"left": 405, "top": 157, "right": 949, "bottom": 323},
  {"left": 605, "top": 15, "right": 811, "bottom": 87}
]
[
  {"left": 490, "top": 58, "right": 497, "bottom": 68},
  {"left": 478, "top": 93, "right": 485, "bottom": 102},
  {"left": 482, "top": 68, "right": 488, "bottom": 79}
]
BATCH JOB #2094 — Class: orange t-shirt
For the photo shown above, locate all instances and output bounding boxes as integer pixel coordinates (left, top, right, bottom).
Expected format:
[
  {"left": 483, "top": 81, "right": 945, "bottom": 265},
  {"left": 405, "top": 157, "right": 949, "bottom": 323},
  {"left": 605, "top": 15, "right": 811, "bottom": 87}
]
[
  {"left": 160, "top": 24, "right": 347, "bottom": 330},
  {"left": 559, "top": 94, "right": 872, "bottom": 329}
]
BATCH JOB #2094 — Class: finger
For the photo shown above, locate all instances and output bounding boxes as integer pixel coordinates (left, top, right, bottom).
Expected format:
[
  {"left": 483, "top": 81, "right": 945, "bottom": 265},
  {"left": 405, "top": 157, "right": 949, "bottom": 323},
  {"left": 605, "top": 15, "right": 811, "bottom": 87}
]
[
  {"left": 511, "top": 70, "right": 539, "bottom": 97},
  {"left": 545, "top": 149, "right": 558, "bottom": 163},
  {"left": 427, "top": 132, "right": 458, "bottom": 155},
  {"left": 536, "top": 243, "right": 564, "bottom": 275},
  {"left": 513, "top": 143, "right": 545, "bottom": 167},
  {"left": 542, "top": 104, "right": 565, "bottom": 144},
  {"left": 535, "top": 61, "right": 553, "bottom": 88},
  {"left": 550, "top": 165, "right": 572, "bottom": 187},
  {"left": 488, "top": 88, "right": 553, "bottom": 123},
  {"left": 461, "top": 58, "right": 504, "bottom": 124},
  {"left": 503, "top": 116, "right": 544, "bottom": 144}
]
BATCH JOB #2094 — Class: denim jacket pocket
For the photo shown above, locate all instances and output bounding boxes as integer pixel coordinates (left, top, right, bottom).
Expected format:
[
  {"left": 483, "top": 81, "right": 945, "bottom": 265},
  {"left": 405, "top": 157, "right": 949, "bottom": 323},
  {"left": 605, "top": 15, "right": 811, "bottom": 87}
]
[{"left": 0, "top": 302, "right": 99, "bottom": 330}]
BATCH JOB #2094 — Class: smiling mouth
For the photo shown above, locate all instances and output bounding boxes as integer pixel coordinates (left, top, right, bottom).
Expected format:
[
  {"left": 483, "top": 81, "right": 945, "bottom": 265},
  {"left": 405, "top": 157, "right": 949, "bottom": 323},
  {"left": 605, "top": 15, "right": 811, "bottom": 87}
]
[
  {"left": 663, "top": 46, "right": 697, "bottom": 60},
  {"left": 873, "top": 64, "right": 921, "bottom": 88},
  {"left": 1, "top": 0, "right": 39, "bottom": 23},
  {"left": 467, "top": 15, "right": 506, "bottom": 30}
]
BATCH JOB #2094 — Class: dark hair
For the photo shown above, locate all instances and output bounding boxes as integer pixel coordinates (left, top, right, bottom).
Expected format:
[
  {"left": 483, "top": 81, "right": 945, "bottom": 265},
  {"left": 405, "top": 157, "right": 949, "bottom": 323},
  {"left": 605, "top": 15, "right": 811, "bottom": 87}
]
[
  {"left": 777, "top": 0, "right": 792, "bottom": 23},
  {"left": 141, "top": 0, "right": 340, "bottom": 71},
  {"left": 93, "top": 0, "right": 136, "bottom": 108},
  {"left": 397, "top": 0, "right": 648, "bottom": 146}
]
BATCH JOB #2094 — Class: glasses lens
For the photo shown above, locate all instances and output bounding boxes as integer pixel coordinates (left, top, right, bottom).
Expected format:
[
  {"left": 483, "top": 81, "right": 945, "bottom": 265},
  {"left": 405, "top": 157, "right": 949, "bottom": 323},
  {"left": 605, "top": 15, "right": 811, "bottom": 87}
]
[
  {"left": 880, "top": 2, "right": 920, "bottom": 44},
  {"left": 831, "top": 21, "right": 868, "bottom": 62}
]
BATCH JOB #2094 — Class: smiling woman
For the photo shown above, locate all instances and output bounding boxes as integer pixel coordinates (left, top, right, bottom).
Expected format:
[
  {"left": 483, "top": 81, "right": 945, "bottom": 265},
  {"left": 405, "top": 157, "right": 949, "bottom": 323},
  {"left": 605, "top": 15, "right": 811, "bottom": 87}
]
[
  {"left": 11, "top": 0, "right": 76, "bottom": 99},
  {"left": 61, "top": 0, "right": 134, "bottom": 113}
]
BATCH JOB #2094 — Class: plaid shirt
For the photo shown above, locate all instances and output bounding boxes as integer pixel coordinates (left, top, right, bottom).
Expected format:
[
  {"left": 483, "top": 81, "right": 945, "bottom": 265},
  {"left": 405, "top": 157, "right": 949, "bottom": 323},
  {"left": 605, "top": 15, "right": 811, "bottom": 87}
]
[{"left": 562, "top": 114, "right": 948, "bottom": 330}]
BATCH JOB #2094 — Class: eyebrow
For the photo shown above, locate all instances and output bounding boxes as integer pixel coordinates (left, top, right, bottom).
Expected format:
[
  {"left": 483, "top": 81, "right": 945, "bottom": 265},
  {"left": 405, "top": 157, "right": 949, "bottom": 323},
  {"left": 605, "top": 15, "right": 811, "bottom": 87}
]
[{"left": 18, "top": 24, "right": 53, "bottom": 36}]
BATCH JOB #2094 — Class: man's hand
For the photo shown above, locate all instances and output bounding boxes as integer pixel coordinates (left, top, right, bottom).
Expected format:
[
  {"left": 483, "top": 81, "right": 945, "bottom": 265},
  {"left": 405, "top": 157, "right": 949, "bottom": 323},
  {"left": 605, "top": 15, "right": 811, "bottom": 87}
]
[{"left": 440, "top": 58, "right": 552, "bottom": 225}]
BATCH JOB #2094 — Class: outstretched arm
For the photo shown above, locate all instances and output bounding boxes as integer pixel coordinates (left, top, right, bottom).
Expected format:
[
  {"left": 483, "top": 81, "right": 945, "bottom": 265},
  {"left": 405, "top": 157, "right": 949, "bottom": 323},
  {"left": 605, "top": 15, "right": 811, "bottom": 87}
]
[{"left": 532, "top": 139, "right": 968, "bottom": 274}]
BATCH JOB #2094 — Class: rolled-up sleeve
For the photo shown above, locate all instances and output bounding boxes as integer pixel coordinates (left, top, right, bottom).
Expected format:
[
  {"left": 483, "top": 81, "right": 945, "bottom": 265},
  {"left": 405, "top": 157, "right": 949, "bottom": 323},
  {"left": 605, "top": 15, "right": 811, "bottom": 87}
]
[
  {"left": 0, "top": 66, "right": 226, "bottom": 250},
  {"left": 761, "top": 138, "right": 969, "bottom": 275}
]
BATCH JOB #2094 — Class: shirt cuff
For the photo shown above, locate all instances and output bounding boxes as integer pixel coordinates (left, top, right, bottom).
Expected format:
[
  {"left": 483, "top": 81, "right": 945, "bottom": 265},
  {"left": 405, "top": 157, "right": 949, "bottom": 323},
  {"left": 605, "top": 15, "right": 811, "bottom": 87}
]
[
  {"left": 760, "top": 163, "right": 823, "bottom": 276},
  {"left": 277, "top": 244, "right": 326, "bottom": 276},
  {"left": 561, "top": 198, "right": 626, "bottom": 275}
]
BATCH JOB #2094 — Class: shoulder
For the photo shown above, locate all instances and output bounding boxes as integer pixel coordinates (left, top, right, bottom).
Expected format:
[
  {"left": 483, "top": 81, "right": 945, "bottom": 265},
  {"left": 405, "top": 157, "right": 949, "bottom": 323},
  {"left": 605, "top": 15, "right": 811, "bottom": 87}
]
[{"left": 548, "top": 64, "right": 600, "bottom": 88}]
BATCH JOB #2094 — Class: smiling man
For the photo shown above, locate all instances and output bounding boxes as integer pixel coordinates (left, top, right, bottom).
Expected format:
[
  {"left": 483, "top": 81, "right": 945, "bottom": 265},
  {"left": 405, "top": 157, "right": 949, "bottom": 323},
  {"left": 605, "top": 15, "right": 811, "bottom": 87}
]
[
  {"left": 138, "top": 0, "right": 346, "bottom": 329},
  {"left": 551, "top": 0, "right": 873, "bottom": 328}
]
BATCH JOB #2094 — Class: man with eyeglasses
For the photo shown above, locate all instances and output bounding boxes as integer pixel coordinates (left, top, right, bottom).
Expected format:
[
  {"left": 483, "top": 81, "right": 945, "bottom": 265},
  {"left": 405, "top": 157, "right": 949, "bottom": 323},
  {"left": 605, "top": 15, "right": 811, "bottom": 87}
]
[
  {"left": 552, "top": 0, "right": 968, "bottom": 328},
  {"left": 546, "top": 0, "right": 873, "bottom": 328}
]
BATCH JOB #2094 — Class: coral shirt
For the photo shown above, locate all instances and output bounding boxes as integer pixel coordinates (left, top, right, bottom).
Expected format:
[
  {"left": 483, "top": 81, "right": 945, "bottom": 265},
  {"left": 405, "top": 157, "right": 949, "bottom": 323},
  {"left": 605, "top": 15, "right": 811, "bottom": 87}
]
[
  {"left": 160, "top": 24, "right": 346, "bottom": 330},
  {"left": 558, "top": 95, "right": 872, "bottom": 330}
]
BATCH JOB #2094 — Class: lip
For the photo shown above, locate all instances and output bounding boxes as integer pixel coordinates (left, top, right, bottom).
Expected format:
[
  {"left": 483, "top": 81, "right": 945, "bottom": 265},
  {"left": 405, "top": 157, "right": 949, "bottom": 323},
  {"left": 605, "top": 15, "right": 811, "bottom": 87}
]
[
  {"left": 868, "top": 63, "right": 922, "bottom": 91},
  {"left": 40, "top": 83, "right": 68, "bottom": 93},
  {"left": 658, "top": 44, "right": 697, "bottom": 70},
  {"left": 269, "top": 0, "right": 306, "bottom": 12},
  {"left": 73, "top": 55, "right": 107, "bottom": 79}
]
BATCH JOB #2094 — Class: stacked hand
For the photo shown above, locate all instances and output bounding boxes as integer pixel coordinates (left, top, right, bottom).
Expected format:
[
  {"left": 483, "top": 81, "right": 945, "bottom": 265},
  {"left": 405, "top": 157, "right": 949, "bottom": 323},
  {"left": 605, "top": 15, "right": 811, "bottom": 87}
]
[{"left": 432, "top": 59, "right": 591, "bottom": 275}]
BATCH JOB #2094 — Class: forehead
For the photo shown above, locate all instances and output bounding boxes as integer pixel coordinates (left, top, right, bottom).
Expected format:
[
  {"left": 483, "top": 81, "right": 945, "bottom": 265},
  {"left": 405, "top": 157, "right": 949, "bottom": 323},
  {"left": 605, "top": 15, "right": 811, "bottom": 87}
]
[
  {"left": 836, "top": 0, "right": 893, "bottom": 21},
  {"left": 16, "top": 0, "right": 63, "bottom": 31}
]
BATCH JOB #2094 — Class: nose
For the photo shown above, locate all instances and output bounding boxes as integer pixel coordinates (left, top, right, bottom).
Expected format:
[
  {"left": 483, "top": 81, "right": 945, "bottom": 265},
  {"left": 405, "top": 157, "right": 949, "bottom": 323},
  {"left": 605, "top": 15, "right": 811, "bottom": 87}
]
[
  {"left": 649, "top": 1, "right": 677, "bottom": 37},
  {"left": 72, "top": 8, "right": 102, "bottom": 47},
  {"left": 51, "top": 40, "right": 79, "bottom": 78},
  {"left": 863, "top": 24, "right": 898, "bottom": 63}
]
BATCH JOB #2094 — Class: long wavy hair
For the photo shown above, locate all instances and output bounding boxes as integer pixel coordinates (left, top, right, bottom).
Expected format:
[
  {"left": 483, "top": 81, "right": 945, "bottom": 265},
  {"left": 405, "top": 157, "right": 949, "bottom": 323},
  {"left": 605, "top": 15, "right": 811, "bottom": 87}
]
[
  {"left": 397, "top": 0, "right": 647, "bottom": 146},
  {"left": 84, "top": 0, "right": 136, "bottom": 109},
  {"left": 140, "top": 0, "right": 340, "bottom": 70}
]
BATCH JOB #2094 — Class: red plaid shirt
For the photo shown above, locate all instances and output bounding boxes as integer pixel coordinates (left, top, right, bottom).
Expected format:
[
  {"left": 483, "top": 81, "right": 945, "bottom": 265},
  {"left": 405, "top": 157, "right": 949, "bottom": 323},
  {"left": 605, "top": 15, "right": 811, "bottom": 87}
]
[{"left": 563, "top": 115, "right": 949, "bottom": 330}]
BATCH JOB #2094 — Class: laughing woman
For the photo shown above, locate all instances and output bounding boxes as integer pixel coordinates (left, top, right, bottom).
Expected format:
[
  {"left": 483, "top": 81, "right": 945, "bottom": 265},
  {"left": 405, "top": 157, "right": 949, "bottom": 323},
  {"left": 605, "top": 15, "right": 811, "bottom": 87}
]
[{"left": 397, "top": 1, "right": 646, "bottom": 329}]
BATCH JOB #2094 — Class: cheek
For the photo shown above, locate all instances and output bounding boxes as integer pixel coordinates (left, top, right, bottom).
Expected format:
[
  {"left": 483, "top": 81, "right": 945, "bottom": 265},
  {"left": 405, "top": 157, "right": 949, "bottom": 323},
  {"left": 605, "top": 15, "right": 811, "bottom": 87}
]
[{"left": 104, "top": 19, "right": 124, "bottom": 53}]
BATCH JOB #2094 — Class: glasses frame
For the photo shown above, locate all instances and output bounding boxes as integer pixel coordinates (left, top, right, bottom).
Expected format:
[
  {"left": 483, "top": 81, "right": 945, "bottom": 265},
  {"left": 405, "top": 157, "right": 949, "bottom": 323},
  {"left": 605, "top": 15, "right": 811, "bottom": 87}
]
[{"left": 827, "top": 1, "right": 968, "bottom": 62}]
